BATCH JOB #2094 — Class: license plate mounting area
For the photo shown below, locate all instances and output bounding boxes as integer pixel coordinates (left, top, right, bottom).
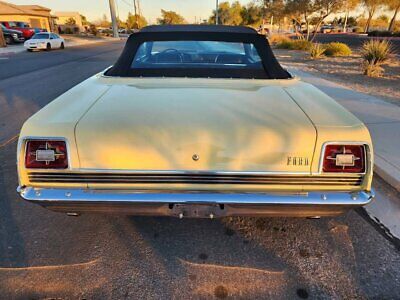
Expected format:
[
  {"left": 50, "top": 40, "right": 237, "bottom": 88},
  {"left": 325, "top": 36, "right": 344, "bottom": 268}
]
[{"left": 170, "top": 203, "right": 225, "bottom": 218}]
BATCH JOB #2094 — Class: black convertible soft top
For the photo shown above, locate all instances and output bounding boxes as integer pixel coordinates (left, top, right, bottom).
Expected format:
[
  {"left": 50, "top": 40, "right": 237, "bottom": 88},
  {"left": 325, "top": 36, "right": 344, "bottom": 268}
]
[
  {"left": 140, "top": 24, "right": 258, "bottom": 34},
  {"left": 105, "top": 25, "right": 291, "bottom": 79}
]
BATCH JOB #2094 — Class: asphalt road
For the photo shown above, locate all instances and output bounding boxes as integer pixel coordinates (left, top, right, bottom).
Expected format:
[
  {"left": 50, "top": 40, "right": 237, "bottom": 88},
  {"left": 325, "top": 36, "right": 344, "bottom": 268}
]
[
  {"left": 1, "top": 42, "right": 400, "bottom": 299},
  {"left": 312, "top": 33, "right": 400, "bottom": 55}
]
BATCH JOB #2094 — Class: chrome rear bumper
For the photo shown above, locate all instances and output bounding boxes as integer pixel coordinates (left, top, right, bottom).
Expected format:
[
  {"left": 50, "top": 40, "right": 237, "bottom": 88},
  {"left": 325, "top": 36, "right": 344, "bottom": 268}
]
[{"left": 17, "top": 186, "right": 375, "bottom": 218}]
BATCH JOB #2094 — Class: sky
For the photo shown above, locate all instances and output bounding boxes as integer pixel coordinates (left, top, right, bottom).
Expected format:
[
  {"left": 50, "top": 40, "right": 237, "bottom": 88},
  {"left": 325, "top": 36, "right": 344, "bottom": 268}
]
[{"left": 10, "top": 0, "right": 252, "bottom": 24}]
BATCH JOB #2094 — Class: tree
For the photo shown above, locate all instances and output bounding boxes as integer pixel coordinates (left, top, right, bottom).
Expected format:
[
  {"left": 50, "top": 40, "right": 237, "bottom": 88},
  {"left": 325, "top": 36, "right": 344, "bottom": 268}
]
[
  {"left": 65, "top": 17, "right": 76, "bottom": 26},
  {"left": 229, "top": 1, "right": 244, "bottom": 25},
  {"left": 99, "top": 14, "right": 111, "bottom": 28},
  {"left": 157, "top": 10, "right": 186, "bottom": 24},
  {"left": 342, "top": 0, "right": 360, "bottom": 32},
  {"left": 80, "top": 14, "right": 90, "bottom": 26},
  {"left": 116, "top": 17, "right": 127, "bottom": 29},
  {"left": 260, "top": 0, "right": 286, "bottom": 31},
  {"left": 209, "top": 2, "right": 231, "bottom": 24},
  {"left": 385, "top": 0, "right": 400, "bottom": 31},
  {"left": 362, "top": 0, "right": 383, "bottom": 32},
  {"left": 126, "top": 12, "right": 147, "bottom": 29},
  {"left": 209, "top": 1, "right": 244, "bottom": 25},
  {"left": 284, "top": 0, "right": 307, "bottom": 35},
  {"left": 285, "top": 0, "right": 345, "bottom": 41},
  {"left": 241, "top": 3, "right": 262, "bottom": 26},
  {"left": 0, "top": 25, "right": 6, "bottom": 48}
]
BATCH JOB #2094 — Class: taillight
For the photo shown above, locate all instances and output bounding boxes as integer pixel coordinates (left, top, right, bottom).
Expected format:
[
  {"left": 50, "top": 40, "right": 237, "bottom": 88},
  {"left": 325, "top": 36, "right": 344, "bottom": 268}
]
[
  {"left": 322, "top": 144, "right": 365, "bottom": 173},
  {"left": 25, "top": 140, "right": 68, "bottom": 169}
]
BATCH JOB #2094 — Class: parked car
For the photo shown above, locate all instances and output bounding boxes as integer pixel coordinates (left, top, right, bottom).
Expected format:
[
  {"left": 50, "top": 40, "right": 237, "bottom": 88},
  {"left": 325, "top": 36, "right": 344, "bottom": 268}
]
[
  {"left": 17, "top": 25, "right": 374, "bottom": 218},
  {"left": 320, "top": 25, "right": 341, "bottom": 33},
  {"left": 32, "top": 27, "right": 47, "bottom": 33},
  {"left": 0, "top": 24, "right": 24, "bottom": 44},
  {"left": 13, "top": 22, "right": 47, "bottom": 34},
  {"left": 24, "top": 32, "right": 65, "bottom": 51},
  {"left": 0, "top": 21, "right": 35, "bottom": 39}
]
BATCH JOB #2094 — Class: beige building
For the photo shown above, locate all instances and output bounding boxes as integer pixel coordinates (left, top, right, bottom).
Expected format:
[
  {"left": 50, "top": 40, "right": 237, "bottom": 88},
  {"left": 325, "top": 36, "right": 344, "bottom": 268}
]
[
  {"left": 54, "top": 12, "right": 84, "bottom": 32},
  {"left": 0, "top": 1, "right": 57, "bottom": 32}
]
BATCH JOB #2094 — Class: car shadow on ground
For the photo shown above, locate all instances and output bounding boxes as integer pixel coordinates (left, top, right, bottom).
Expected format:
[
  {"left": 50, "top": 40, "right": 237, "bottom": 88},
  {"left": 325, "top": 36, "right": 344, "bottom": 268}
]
[{"left": 123, "top": 216, "right": 334, "bottom": 298}]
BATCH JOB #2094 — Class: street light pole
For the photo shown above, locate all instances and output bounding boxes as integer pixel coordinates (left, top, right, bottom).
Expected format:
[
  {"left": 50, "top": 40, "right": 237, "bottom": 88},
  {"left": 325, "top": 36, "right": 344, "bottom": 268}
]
[
  {"left": 108, "top": 0, "right": 119, "bottom": 38},
  {"left": 215, "top": 0, "right": 219, "bottom": 25}
]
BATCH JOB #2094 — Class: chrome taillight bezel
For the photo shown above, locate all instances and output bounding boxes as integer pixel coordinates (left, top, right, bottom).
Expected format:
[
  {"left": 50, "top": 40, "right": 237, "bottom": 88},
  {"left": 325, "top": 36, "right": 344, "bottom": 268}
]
[
  {"left": 23, "top": 137, "right": 70, "bottom": 169},
  {"left": 319, "top": 142, "right": 369, "bottom": 174}
]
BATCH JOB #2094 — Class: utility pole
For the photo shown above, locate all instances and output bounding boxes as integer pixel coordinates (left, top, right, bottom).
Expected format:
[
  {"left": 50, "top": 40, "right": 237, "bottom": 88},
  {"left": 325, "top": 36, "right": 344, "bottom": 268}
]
[
  {"left": 108, "top": 0, "right": 119, "bottom": 38},
  {"left": 215, "top": 0, "right": 219, "bottom": 25},
  {"left": 137, "top": 0, "right": 142, "bottom": 23},
  {"left": 133, "top": 0, "right": 139, "bottom": 29}
]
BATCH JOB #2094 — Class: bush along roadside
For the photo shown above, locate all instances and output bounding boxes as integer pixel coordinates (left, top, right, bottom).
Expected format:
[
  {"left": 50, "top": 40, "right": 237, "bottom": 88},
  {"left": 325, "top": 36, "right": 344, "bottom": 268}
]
[
  {"left": 362, "top": 39, "right": 392, "bottom": 77},
  {"left": 324, "top": 42, "right": 352, "bottom": 57},
  {"left": 309, "top": 43, "right": 326, "bottom": 59},
  {"left": 268, "top": 34, "right": 291, "bottom": 45},
  {"left": 275, "top": 38, "right": 312, "bottom": 50}
]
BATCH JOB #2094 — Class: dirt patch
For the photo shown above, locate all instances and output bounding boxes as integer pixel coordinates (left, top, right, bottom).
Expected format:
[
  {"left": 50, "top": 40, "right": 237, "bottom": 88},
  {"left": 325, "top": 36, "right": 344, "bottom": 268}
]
[{"left": 274, "top": 49, "right": 400, "bottom": 105}]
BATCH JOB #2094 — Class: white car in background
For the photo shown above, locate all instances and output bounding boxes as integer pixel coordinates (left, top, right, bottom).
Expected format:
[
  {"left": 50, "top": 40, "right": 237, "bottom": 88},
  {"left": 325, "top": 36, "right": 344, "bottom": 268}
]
[{"left": 24, "top": 33, "right": 65, "bottom": 51}]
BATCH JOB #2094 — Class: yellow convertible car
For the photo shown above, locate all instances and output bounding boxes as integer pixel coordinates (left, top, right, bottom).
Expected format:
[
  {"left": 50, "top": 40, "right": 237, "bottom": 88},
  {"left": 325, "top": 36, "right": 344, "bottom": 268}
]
[{"left": 17, "top": 25, "right": 374, "bottom": 218}]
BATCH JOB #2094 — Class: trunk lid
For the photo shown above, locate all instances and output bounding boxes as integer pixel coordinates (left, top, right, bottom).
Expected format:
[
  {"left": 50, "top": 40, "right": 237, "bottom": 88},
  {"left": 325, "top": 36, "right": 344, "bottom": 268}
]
[{"left": 75, "top": 79, "right": 316, "bottom": 173}]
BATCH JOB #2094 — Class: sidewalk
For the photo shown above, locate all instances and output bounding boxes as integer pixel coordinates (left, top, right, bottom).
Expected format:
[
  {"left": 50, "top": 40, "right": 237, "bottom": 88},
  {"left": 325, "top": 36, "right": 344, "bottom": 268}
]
[
  {"left": 289, "top": 67, "right": 400, "bottom": 192},
  {"left": 0, "top": 43, "right": 24, "bottom": 56}
]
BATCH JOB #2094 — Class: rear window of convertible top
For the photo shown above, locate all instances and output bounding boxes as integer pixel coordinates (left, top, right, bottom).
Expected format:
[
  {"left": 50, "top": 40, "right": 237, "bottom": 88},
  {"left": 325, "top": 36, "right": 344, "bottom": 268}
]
[{"left": 129, "top": 40, "right": 269, "bottom": 78}]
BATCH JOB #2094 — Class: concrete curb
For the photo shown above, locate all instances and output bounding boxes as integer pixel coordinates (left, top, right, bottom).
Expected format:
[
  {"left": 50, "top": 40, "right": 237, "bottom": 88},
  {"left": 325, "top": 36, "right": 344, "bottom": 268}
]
[{"left": 374, "top": 156, "right": 400, "bottom": 192}]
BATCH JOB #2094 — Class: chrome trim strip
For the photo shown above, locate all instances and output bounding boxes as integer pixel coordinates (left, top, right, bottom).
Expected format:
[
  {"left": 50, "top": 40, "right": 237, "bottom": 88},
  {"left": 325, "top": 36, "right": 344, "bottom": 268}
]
[
  {"left": 27, "top": 172, "right": 363, "bottom": 185},
  {"left": 75, "top": 169, "right": 311, "bottom": 175},
  {"left": 18, "top": 186, "right": 374, "bottom": 206}
]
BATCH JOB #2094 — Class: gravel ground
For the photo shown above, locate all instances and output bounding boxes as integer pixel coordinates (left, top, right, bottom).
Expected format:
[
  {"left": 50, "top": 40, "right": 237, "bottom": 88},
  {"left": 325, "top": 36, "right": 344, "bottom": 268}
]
[{"left": 275, "top": 49, "right": 400, "bottom": 105}]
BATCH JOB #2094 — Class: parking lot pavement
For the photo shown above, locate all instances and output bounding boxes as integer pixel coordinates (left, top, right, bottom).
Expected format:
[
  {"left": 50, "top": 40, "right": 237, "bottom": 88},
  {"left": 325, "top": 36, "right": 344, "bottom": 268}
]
[{"left": 0, "top": 42, "right": 400, "bottom": 298}]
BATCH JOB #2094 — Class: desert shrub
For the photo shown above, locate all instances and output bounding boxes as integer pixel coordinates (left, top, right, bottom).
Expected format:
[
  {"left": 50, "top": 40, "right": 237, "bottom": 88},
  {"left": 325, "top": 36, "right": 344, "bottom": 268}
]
[
  {"left": 362, "top": 63, "right": 384, "bottom": 77},
  {"left": 309, "top": 43, "right": 326, "bottom": 59},
  {"left": 275, "top": 38, "right": 312, "bottom": 51},
  {"left": 290, "top": 39, "right": 312, "bottom": 50},
  {"left": 268, "top": 34, "right": 291, "bottom": 45},
  {"left": 275, "top": 39, "right": 294, "bottom": 49},
  {"left": 324, "top": 42, "right": 352, "bottom": 56},
  {"left": 361, "top": 39, "right": 392, "bottom": 77}
]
